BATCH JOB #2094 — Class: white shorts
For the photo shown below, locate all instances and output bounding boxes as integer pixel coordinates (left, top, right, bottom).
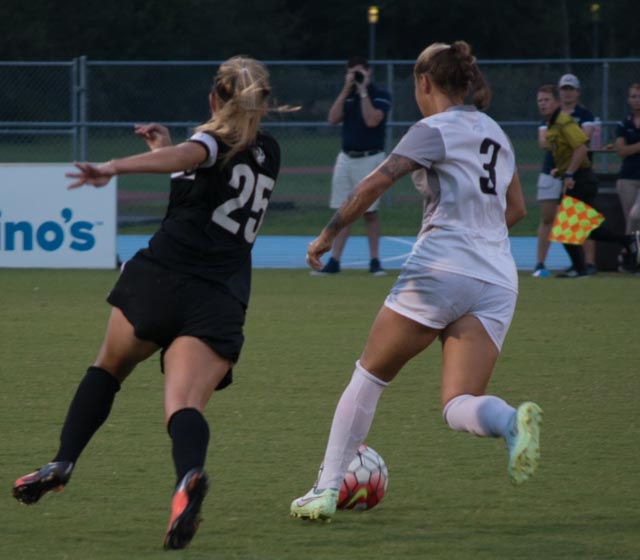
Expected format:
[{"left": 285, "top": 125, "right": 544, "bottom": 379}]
[
  {"left": 536, "top": 172, "right": 562, "bottom": 201},
  {"left": 384, "top": 267, "right": 517, "bottom": 351},
  {"left": 616, "top": 178, "right": 640, "bottom": 192},
  {"left": 330, "top": 151, "right": 386, "bottom": 211}
]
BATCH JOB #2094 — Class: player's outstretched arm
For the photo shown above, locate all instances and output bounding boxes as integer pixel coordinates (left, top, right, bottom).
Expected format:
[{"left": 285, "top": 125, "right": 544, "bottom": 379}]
[
  {"left": 66, "top": 162, "right": 116, "bottom": 189},
  {"left": 65, "top": 141, "right": 208, "bottom": 190}
]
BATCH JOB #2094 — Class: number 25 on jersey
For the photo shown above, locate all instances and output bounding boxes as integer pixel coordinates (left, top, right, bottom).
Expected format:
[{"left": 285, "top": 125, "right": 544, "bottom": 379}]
[{"left": 212, "top": 163, "right": 275, "bottom": 243}]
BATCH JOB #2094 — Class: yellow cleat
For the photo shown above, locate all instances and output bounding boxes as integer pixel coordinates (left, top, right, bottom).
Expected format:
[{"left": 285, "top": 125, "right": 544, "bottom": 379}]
[
  {"left": 506, "top": 402, "right": 543, "bottom": 485},
  {"left": 290, "top": 488, "right": 338, "bottom": 521}
]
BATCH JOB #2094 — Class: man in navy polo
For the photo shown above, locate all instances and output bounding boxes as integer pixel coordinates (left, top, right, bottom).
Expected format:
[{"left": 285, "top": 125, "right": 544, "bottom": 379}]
[{"left": 313, "top": 56, "right": 391, "bottom": 276}]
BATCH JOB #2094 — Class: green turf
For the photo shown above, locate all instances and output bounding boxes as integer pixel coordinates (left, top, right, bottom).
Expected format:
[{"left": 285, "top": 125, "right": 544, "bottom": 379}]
[{"left": 1, "top": 269, "right": 639, "bottom": 559}]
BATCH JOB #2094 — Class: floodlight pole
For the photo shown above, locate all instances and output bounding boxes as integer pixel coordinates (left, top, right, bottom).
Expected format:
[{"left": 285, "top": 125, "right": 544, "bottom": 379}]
[
  {"left": 368, "top": 6, "right": 379, "bottom": 61},
  {"left": 590, "top": 2, "right": 601, "bottom": 58}
]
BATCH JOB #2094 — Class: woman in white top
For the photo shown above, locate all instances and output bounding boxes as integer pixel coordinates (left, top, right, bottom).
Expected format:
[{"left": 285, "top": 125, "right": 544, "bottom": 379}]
[{"left": 291, "top": 40, "right": 542, "bottom": 522}]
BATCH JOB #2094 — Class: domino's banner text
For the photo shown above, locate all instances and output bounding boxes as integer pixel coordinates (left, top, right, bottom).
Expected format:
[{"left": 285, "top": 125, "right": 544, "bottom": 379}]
[{"left": 0, "top": 164, "right": 116, "bottom": 268}]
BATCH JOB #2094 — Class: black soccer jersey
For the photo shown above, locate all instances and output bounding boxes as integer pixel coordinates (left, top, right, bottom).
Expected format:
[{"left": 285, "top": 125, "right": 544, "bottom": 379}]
[{"left": 140, "top": 130, "right": 280, "bottom": 306}]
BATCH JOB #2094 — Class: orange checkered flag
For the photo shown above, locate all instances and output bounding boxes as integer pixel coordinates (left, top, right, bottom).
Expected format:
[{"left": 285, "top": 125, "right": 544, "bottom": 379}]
[{"left": 549, "top": 196, "right": 605, "bottom": 245}]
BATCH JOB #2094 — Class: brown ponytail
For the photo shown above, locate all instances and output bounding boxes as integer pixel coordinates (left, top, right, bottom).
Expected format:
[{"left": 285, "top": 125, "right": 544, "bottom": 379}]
[{"left": 414, "top": 40, "right": 491, "bottom": 110}]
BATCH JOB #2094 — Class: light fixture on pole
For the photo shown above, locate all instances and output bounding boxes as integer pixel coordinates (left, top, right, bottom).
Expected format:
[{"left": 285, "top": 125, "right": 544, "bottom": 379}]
[
  {"left": 590, "top": 3, "right": 601, "bottom": 58},
  {"left": 368, "top": 6, "right": 379, "bottom": 61}
]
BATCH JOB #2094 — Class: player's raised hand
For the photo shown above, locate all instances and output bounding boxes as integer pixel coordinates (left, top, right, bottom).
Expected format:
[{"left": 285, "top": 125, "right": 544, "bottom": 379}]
[
  {"left": 134, "top": 123, "right": 172, "bottom": 151},
  {"left": 66, "top": 161, "right": 116, "bottom": 189}
]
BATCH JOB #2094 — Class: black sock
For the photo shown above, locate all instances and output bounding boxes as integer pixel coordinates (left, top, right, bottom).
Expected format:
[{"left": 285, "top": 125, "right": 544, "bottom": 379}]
[
  {"left": 52, "top": 366, "right": 121, "bottom": 464},
  {"left": 167, "top": 408, "right": 210, "bottom": 485},
  {"left": 563, "top": 243, "right": 585, "bottom": 272}
]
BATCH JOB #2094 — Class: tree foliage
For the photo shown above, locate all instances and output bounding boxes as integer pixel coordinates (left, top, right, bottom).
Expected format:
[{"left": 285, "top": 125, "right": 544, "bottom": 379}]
[{"left": 2, "top": 0, "right": 639, "bottom": 61}]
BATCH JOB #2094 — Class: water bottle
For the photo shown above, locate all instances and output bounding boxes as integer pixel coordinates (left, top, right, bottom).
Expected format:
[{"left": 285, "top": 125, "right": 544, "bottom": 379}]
[{"left": 591, "top": 117, "right": 602, "bottom": 149}]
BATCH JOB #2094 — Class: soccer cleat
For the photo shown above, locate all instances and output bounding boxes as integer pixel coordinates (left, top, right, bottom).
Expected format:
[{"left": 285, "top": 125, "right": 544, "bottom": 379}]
[
  {"left": 505, "top": 402, "right": 543, "bottom": 485},
  {"left": 618, "top": 233, "right": 640, "bottom": 273},
  {"left": 531, "top": 264, "right": 551, "bottom": 278},
  {"left": 555, "top": 267, "right": 587, "bottom": 278},
  {"left": 163, "top": 468, "right": 209, "bottom": 550},
  {"left": 635, "top": 231, "right": 640, "bottom": 267},
  {"left": 12, "top": 461, "right": 74, "bottom": 505},
  {"left": 290, "top": 488, "right": 338, "bottom": 521},
  {"left": 584, "top": 264, "right": 598, "bottom": 276},
  {"left": 369, "top": 258, "right": 387, "bottom": 276},
  {"left": 310, "top": 257, "right": 340, "bottom": 276}
]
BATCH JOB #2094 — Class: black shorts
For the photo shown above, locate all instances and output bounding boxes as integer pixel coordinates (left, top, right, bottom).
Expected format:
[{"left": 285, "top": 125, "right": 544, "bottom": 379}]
[{"left": 107, "top": 255, "right": 246, "bottom": 390}]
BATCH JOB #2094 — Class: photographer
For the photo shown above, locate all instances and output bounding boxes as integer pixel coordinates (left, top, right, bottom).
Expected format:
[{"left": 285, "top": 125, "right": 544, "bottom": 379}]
[{"left": 313, "top": 56, "right": 391, "bottom": 275}]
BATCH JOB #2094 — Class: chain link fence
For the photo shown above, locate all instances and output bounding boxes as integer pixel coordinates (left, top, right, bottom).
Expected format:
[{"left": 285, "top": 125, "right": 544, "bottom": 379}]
[{"left": 1, "top": 58, "right": 639, "bottom": 229}]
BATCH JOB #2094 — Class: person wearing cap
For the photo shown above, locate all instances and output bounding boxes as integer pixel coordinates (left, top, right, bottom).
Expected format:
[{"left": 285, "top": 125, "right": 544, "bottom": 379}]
[
  {"left": 533, "top": 73, "right": 597, "bottom": 277},
  {"left": 536, "top": 84, "right": 637, "bottom": 277}
]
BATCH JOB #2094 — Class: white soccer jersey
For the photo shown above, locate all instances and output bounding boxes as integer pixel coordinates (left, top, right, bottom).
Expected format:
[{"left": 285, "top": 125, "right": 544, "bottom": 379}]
[{"left": 392, "top": 106, "right": 518, "bottom": 292}]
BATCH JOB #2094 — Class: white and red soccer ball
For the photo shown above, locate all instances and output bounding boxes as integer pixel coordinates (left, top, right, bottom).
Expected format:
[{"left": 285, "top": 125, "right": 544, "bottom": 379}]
[{"left": 317, "top": 444, "right": 389, "bottom": 511}]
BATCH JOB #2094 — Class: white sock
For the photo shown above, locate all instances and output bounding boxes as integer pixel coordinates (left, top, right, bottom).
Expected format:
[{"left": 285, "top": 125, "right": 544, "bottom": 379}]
[
  {"left": 443, "top": 394, "right": 515, "bottom": 437},
  {"left": 316, "top": 361, "right": 388, "bottom": 491}
]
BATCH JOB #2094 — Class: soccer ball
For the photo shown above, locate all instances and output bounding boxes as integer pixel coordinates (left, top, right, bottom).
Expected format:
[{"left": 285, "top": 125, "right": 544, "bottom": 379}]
[
  {"left": 337, "top": 444, "right": 388, "bottom": 510},
  {"left": 315, "top": 444, "right": 389, "bottom": 511},
  {"left": 323, "top": 444, "right": 387, "bottom": 510}
]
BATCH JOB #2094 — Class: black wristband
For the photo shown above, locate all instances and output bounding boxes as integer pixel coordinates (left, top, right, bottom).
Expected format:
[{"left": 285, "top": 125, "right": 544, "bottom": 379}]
[{"left": 563, "top": 172, "right": 574, "bottom": 179}]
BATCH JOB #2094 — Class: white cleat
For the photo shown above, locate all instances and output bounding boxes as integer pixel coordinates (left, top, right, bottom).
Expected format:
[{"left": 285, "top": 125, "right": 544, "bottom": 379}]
[{"left": 290, "top": 488, "right": 338, "bottom": 521}]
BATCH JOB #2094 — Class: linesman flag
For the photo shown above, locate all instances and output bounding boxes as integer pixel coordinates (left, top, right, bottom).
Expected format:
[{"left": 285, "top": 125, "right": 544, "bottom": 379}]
[{"left": 549, "top": 196, "right": 605, "bottom": 245}]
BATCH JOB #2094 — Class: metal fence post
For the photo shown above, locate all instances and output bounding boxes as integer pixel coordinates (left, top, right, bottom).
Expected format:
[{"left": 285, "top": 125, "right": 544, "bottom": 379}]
[
  {"left": 601, "top": 59, "right": 610, "bottom": 172},
  {"left": 384, "top": 61, "right": 394, "bottom": 207},
  {"left": 602, "top": 59, "right": 610, "bottom": 131},
  {"left": 71, "top": 58, "right": 79, "bottom": 161},
  {"left": 78, "top": 55, "right": 88, "bottom": 161}
]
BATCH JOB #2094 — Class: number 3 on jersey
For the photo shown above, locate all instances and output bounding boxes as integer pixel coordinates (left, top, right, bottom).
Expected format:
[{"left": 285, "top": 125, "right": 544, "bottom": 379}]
[
  {"left": 212, "top": 163, "right": 275, "bottom": 243},
  {"left": 479, "top": 138, "right": 501, "bottom": 195}
]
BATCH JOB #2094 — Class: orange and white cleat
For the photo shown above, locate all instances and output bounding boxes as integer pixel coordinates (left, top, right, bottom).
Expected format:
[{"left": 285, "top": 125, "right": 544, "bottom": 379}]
[
  {"left": 12, "top": 461, "right": 74, "bottom": 505},
  {"left": 163, "top": 468, "right": 209, "bottom": 550}
]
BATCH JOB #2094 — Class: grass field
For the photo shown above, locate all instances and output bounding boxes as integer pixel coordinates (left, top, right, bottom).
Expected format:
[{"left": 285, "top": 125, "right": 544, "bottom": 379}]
[{"left": 1, "top": 269, "right": 639, "bottom": 560}]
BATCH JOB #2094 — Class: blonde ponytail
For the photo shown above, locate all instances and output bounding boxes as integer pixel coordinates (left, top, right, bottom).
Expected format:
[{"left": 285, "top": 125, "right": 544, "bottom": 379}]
[
  {"left": 196, "top": 57, "right": 268, "bottom": 163},
  {"left": 197, "top": 56, "right": 299, "bottom": 164}
]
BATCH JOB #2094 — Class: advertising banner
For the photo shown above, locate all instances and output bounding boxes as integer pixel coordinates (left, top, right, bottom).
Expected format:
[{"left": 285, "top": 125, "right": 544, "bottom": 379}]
[{"left": 0, "top": 164, "right": 116, "bottom": 268}]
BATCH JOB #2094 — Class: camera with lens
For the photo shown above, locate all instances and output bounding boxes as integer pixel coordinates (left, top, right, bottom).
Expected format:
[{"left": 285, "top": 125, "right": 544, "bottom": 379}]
[{"left": 353, "top": 70, "right": 365, "bottom": 84}]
